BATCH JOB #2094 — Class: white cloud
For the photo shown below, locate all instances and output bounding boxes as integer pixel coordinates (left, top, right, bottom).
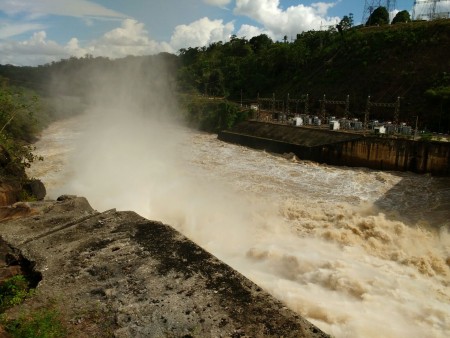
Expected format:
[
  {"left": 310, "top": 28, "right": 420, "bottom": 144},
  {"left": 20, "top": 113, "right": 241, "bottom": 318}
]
[
  {"left": 87, "top": 19, "right": 173, "bottom": 59},
  {"left": 170, "top": 17, "right": 234, "bottom": 50},
  {"left": 236, "top": 24, "right": 272, "bottom": 40},
  {"left": 390, "top": 9, "right": 400, "bottom": 22},
  {"left": 234, "top": 0, "right": 340, "bottom": 38},
  {"left": 0, "top": 0, "right": 127, "bottom": 20},
  {"left": 0, "top": 31, "right": 72, "bottom": 65},
  {"left": 203, "top": 0, "right": 232, "bottom": 6},
  {"left": 1, "top": 1, "right": 346, "bottom": 67},
  {"left": 0, "top": 19, "right": 174, "bottom": 66},
  {"left": 65, "top": 38, "right": 87, "bottom": 57},
  {"left": 0, "top": 2, "right": 236, "bottom": 65},
  {"left": 100, "top": 19, "right": 152, "bottom": 47},
  {"left": 311, "top": 2, "right": 336, "bottom": 16}
]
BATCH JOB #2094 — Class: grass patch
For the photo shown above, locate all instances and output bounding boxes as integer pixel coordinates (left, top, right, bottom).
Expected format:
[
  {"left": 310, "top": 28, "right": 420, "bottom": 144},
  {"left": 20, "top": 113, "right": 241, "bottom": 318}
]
[
  {"left": 0, "top": 275, "right": 32, "bottom": 312},
  {"left": 0, "top": 275, "right": 67, "bottom": 337},
  {"left": 2, "top": 309, "right": 67, "bottom": 338},
  {"left": 17, "top": 189, "right": 38, "bottom": 202}
]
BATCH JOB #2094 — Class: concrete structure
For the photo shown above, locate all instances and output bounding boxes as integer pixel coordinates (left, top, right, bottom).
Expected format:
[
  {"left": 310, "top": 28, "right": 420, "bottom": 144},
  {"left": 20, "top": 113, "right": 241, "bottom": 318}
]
[
  {"left": 330, "top": 121, "right": 340, "bottom": 131},
  {"left": 218, "top": 121, "right": 450, "bottom": 175},
  {"left": 374, "top": 126, "right": 386, "bottom": 134},
  {"left": 293, "top": 117, "right": 303, "bottom": 126},
  {"left": 0, "top": 196, "right": 329, "bottom": 337}
]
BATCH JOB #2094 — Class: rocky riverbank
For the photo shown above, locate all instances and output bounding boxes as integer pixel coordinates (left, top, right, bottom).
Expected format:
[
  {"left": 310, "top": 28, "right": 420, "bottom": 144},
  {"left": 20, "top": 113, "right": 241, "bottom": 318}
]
[{"left": 0, "top": 195, "right": 329, "bottom": 337}]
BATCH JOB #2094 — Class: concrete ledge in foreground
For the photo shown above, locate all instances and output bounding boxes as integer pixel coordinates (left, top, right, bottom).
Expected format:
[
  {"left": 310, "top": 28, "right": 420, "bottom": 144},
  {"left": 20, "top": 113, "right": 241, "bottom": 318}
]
[{"left": 0, "top": 196, "right": 329, "bottom": 337}]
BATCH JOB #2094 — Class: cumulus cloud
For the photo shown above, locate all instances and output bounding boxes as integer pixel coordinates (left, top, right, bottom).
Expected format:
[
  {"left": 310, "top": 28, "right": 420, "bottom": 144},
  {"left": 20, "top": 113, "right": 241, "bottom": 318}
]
[
  {"left": 170, "top": 17, "right": 234, "bottom": 50},
  {"left": 0, "top": 31, "right": 73, "bottom": 65},
  {"left": 234, "top": 0, "right": 340, "bottom": 38},
  {"left": 0, "top": 19, "right": 174, "bottom": 66},
  {"left": 0, "top": 1, "right": 344, "bottom": 66},
  {"left": 203, "top": 0, "right": 232, "bottom": 6},
  {"left": 65, "top": 37, "right": 87, "bottom": 57},
  {"left": 87, "top": 19, "right": 173, "bottom": 58},
  {"left": 311, "top": 2, "right": 336, "bottom": 16},
  {"left": 99, "top": 19, "right": 156, "bottom": 47},
  {"left": 0, "top": 0, "right": 133, "bottom": 65},
  {"left": 390, "top": 9, "right": 400, "bottom": 22},
  {"left": 236, "top": 24, "right": 272, "bottom": 40}
]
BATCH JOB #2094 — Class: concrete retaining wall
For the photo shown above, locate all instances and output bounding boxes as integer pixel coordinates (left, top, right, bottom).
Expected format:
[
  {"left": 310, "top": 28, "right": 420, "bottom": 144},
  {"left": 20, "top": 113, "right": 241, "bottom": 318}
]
[{"left": 218, "top": 122, "right": 450, "bottom": 175}]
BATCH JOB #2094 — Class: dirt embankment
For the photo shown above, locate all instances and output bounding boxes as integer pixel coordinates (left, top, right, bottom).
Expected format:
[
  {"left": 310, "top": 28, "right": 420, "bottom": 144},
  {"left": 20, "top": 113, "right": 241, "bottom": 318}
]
[{"left": 0, "top": 196, "right": 328, "bottom": 337}]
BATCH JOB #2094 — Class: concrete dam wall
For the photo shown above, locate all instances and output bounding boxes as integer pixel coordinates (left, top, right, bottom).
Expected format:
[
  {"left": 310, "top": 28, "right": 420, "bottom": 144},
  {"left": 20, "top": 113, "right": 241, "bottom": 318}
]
[{"left": 218, "top": 121, "right": 450, "bottom": 175}]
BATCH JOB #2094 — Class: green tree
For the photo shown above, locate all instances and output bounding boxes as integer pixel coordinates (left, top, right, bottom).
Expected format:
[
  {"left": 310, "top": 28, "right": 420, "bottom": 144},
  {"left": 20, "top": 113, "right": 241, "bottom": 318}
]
[
  {"left": 207, "top": 69, "right": 227, "bottom": 97},
  {"left": 249, "top": 34, "right": 273, "bottom": 53},
  {"left": 391, "top": 10, "right": 411, "bottom": 24},
  {"left": 338, "top": 13, "right": 354, "bottom": 31},
  {"left": 366, "top": 7, "right": 390, "bottom": 26},
  {"left": 0, "top": 80, "right": 42, "bottom": 178},
  {"left": 178, "top": 47, "right": 201, "bottom": 66}
]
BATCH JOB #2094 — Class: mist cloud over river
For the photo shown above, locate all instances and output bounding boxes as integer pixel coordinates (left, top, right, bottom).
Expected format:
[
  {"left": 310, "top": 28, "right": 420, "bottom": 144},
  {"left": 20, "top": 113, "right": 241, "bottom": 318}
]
[{"left": 28, "top": 63, "right": 450, "bottom": 337}]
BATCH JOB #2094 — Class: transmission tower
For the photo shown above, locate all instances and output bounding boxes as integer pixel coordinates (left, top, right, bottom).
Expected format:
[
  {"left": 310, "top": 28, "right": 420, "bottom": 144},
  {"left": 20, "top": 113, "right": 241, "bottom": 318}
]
[
  {"left": 413, "top": 0, "right": 450, "bottom": 20},
  {"left": 362, "top": 0, "right": 397, "bottom": 23}
]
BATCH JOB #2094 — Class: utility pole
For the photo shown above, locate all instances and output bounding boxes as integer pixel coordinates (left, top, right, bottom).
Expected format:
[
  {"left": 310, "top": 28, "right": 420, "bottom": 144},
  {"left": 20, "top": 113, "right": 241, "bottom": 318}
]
[
  {"left": 287, "top": 93, "right": 290, "bottom": 116},
  {"left": 320, "top": 94, "right": 326, "bottom": 121},
  {"left": 272, "top": 93, "right": 276, "bottom": 113},
  {"left": 414, "top": 115, "right": 419, "bottom": 140},
  {"left": 345, "top": 95, "right": 350, "bottom": 119},
  {"left": 257, "top": 93, "right": 260, "bottom": 120},
  {"left": 305, "top": 94, "right": 309, "bottom": 115},
  {"left": 364, "top": 96, "right": 371, "bottom": 130},
  {"left": 394, "top": 96, "right": 401, "bottom": 126}
]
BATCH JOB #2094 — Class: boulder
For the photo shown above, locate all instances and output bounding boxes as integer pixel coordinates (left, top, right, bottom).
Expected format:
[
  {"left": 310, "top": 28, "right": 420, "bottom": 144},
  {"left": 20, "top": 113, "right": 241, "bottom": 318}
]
[{"left": 23, "top": 179, "right": 46, "bottom": 201}]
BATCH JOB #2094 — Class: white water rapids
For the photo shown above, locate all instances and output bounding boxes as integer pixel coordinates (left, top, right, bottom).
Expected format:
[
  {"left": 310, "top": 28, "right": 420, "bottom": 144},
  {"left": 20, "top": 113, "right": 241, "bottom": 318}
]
[{"left": 28, "top": 113, "right": 450, "bottom": 338}]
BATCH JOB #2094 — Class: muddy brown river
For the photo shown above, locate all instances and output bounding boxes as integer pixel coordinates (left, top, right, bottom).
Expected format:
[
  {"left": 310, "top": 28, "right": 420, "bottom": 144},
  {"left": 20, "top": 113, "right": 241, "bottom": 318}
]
[{"left": 28, "top": 111, "right": 450, "bottom": 338}]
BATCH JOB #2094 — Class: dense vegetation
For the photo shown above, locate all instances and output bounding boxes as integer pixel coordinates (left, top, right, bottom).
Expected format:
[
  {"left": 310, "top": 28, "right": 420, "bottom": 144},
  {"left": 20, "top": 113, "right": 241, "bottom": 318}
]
[
  {"left": 176, "top": 19, "right": 450, "bottom": 133},
  {"left": 0, "top": 273, "right": 66, "bottom": 338},
  {"left": 0, "top": 17, "right": 449, "bottom": 133},
  {"left": 0, "top": 78, "right": 44, "bottom": 182}
]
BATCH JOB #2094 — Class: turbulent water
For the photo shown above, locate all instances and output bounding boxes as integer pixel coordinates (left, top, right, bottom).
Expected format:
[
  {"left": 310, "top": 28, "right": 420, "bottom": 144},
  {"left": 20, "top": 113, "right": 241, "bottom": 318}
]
[{"left": 28, "top": 114, "right": 450, "bottom": 338}]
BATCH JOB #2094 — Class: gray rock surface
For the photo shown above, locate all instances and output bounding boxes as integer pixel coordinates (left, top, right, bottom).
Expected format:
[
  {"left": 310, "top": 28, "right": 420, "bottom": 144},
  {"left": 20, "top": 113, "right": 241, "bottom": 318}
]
[{"left": 0, "top": 196, "right": 329, "bottom": 337}]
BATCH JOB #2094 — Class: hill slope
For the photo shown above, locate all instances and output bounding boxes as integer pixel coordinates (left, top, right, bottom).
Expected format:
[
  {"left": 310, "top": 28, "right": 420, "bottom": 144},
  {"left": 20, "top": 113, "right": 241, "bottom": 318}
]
[{"left": 178, "top": 20, "right": 450, "bottom": 132}]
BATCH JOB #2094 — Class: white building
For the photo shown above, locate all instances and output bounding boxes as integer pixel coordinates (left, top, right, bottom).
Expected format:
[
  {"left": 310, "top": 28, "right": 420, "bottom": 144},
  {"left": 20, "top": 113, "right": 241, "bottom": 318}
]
[
  {"left": 374, "top": 126, "right": 386, "bottom": 134},
  {"left": 330, "top": 120, "right": 340, "bottom": 130}
]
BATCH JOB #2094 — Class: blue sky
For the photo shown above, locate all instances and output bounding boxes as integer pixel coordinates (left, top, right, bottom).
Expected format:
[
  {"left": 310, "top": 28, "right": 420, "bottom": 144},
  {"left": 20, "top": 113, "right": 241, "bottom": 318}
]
[{"left": 0, "top": 0, "right": 443, "bottom": 66}]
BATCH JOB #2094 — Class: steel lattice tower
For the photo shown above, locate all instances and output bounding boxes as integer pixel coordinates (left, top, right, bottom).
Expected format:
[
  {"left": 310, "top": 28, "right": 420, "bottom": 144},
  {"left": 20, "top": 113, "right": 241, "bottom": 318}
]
[
  {"left": 362, "top": 0, "right": 397, "bottom": 23},
  {"left": 413, "top": 0, "right": 450, "bottom": 20}
]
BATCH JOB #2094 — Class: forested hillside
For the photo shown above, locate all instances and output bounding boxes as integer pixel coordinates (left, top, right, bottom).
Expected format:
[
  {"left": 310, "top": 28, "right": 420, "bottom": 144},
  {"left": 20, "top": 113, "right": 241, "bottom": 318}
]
[
  {"left": 1, "top": 19, "right": 449, "bottom": 132},
  {"left": 177, "top": 19, "right": 450, "bottom": 133}
]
